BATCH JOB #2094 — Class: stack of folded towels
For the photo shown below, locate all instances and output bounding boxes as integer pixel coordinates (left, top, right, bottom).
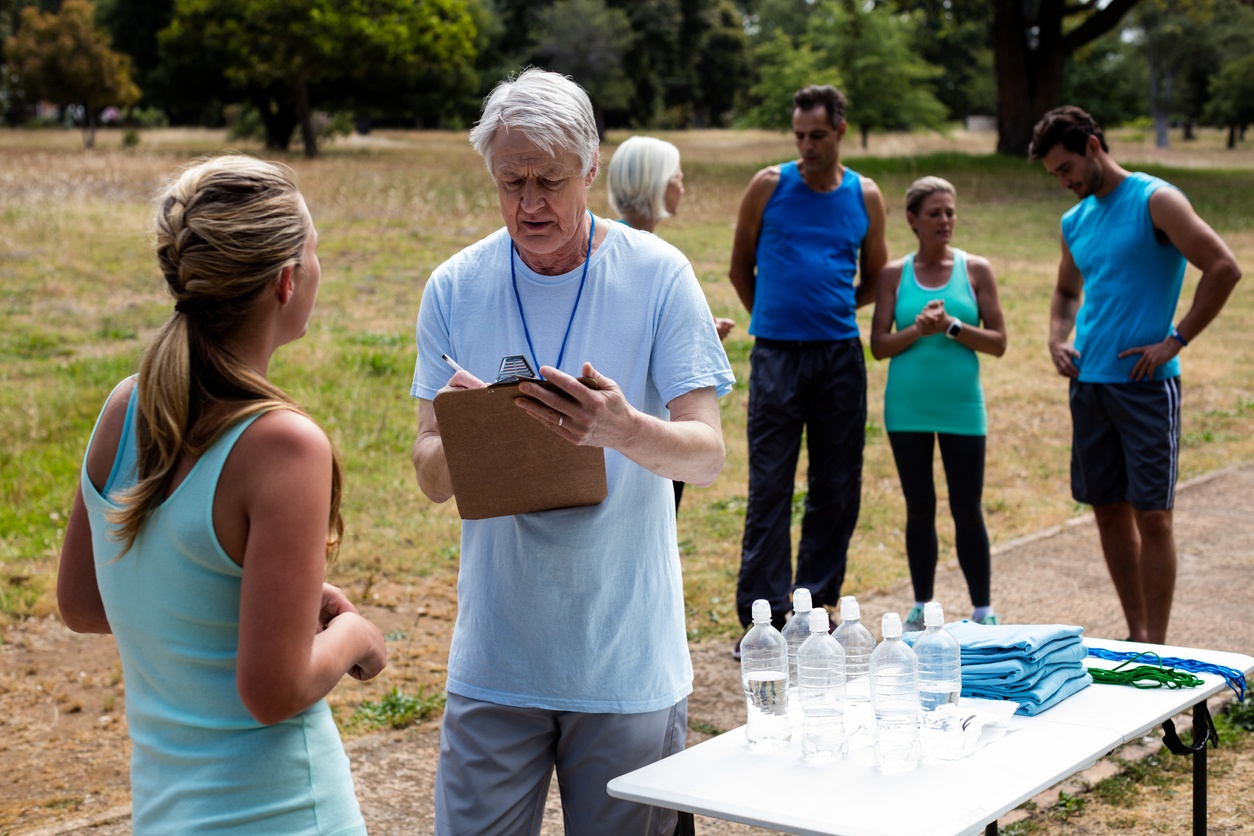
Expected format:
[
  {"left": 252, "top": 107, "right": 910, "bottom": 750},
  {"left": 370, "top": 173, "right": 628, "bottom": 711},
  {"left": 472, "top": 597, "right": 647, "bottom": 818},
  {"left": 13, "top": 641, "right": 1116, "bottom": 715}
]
[{"left": 941, "top": 621, "right": 1092, "bottom": 716}]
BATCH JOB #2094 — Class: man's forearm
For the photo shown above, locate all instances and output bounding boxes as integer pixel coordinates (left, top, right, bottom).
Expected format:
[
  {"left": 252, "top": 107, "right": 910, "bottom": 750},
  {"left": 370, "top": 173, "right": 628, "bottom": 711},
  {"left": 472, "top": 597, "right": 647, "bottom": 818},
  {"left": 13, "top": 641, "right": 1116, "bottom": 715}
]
[{"left": 1176, "top": 261, "right": 1242, "bottom": 342}]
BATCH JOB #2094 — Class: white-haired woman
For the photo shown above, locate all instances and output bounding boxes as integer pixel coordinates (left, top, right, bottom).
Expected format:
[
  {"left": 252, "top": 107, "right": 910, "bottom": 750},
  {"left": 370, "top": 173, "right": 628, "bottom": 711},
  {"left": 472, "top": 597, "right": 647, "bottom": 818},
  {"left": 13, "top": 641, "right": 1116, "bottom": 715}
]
[
  {"left": 57, "top": 155, "right": 386, "bottom": 834},
  {"left": 870, "top": 175, "right": 1007, "bottom": 632},
  {"left": 412, "top": 69, "right": 733, "bottom": 835},
  {"left": 608, "top": 135, "right": 734, "bottom": 511}
]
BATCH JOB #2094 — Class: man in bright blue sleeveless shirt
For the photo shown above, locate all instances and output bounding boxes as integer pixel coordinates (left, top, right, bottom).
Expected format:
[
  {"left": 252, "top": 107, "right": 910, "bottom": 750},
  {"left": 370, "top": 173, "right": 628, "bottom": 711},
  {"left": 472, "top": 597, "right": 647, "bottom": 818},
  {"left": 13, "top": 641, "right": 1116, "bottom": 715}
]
[
  {"left": 729, "top": 85, "right": 888, "bottom": 653},
  {"left": 1031, "top": 106, "right": 1241, "bottom": 645}
]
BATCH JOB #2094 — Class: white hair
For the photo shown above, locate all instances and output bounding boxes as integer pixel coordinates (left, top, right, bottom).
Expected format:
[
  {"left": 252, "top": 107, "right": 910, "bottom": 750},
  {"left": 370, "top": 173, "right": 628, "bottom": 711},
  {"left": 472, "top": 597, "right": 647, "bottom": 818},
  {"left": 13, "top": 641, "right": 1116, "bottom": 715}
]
[
  {"left": 606, "top": 136, "right": 681, "bottom": 225},
  {"left": 469, "top": 68, "right": 600, "bottom": 179}
]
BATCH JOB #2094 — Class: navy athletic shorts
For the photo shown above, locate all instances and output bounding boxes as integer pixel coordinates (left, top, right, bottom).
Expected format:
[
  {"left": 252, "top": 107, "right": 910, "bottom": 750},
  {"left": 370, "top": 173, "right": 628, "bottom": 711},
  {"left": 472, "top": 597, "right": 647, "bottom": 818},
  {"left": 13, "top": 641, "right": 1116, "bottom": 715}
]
[{"left": 1069, "top": 377, "right": 1181, "bottom": 510}]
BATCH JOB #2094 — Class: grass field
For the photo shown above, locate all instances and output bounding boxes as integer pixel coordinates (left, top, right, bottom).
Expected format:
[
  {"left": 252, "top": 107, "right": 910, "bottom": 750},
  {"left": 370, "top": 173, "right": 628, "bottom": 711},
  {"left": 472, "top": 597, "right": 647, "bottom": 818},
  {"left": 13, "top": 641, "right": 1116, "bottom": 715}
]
[{"left": 1, "top": 124, "right": 1251, "bottom": 641}]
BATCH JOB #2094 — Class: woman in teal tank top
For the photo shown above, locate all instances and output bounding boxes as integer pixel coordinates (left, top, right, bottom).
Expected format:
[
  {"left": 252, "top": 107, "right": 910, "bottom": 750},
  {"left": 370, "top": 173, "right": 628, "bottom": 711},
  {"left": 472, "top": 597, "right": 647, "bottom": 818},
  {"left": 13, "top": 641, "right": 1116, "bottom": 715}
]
[
  {"left": 57, "top": 156, "right": 387, "bottom": 834},
  {"left": 870, "top": 177, "right": 1008, "bottom": 633}
]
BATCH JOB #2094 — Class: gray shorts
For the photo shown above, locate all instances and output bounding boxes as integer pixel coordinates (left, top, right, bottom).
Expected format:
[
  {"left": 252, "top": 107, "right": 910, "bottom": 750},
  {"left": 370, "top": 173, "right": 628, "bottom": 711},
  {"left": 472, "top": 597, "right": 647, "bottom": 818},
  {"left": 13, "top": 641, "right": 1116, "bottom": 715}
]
[
  {"left": 434, "top": 693, "right": 687, "bottom": 836},
  {"left": 1069, "top": 377, "right": 1181, "bottom": 510}
]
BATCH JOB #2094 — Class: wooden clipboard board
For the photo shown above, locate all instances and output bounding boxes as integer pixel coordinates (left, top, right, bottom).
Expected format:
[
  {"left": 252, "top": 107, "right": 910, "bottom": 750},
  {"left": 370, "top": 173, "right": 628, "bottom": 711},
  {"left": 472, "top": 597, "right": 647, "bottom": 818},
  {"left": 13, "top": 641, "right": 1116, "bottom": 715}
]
[{"left": 433, "top": 378, "right": 608, "bottom": 520}]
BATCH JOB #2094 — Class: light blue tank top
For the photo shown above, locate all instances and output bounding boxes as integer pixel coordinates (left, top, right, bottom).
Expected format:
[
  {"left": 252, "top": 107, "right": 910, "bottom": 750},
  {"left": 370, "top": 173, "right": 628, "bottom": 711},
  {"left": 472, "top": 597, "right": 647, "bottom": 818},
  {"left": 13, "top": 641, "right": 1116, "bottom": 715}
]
[
  {"left": 750, "top": 162, "right": 869, "bottom": 341},
  {"left": 884, "top": 251, "right": 986, "bottom": 435},
  {"left": 81, "top": 380, "right": 366, "bottom": 835},
  {"left": 1062, "top": 172, "right": 1186, "bottom": 383}
]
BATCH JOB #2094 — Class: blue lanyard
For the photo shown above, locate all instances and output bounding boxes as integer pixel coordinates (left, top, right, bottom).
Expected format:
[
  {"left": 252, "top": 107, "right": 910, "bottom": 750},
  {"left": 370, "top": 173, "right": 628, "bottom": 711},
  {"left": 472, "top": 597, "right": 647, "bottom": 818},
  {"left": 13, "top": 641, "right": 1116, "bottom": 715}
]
[{"left": 509, "top": 211, "right": 595, "bottom": 378}]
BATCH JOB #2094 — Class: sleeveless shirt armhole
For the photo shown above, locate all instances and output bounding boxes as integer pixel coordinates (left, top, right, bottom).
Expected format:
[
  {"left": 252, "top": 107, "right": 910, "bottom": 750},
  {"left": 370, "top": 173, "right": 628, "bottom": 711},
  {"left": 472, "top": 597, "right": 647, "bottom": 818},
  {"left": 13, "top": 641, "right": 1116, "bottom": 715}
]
[{"left": 100, "top": 378, "right": 140, "bottom": 498}]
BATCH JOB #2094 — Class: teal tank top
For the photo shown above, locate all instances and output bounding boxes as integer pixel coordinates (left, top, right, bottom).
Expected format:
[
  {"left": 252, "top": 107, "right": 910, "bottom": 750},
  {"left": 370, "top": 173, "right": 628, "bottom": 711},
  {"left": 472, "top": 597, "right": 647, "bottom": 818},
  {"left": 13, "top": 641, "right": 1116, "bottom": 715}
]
[
  {"left": 883, "top": 250, "right": 987, "bottom": 435},
  {"left": 1062, "top": 172, "right": 1185, "bottom": 382},
  {"left": 80, "top": 380, "right": 366, "bottom": 835}
]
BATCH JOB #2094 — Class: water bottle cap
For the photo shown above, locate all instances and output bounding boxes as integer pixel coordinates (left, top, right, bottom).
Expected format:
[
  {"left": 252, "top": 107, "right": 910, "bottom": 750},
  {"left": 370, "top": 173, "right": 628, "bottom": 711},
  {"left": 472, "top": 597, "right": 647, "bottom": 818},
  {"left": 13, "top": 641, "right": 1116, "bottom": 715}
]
[
  {"left": 751, "top": 599, "right": 772, "bottom": 624},
  {"left": 840, "top": 596, "right": 860, "bottom": 621},
  {"left": 882, "top": 611, "right": 902, "bottom": 639},
  {"left": 792, "top": 587, "right": 812, "bottom": 612},
  {"left": 924, "top": 601, "right": 945, "bottom": 627},
  {"left": 808, "top": 607, "right": 829, "bottom": 634}
]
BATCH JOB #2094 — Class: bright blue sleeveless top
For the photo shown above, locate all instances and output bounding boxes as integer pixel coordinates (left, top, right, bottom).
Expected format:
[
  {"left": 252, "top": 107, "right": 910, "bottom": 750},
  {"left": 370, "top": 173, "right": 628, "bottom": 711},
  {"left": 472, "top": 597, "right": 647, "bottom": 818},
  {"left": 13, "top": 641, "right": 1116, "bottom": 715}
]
[
  {"left": 81, "top": 380, "right": 366, "bottom": 835},
  {"left": 1062, "top": 172, "right": 1186, "bottom": 383},
  {"left": 750, "top": 162, "right": 869, "bottom": 341},
  {"left": 884, "top": 250, "right": 986, "bottom": 435}
]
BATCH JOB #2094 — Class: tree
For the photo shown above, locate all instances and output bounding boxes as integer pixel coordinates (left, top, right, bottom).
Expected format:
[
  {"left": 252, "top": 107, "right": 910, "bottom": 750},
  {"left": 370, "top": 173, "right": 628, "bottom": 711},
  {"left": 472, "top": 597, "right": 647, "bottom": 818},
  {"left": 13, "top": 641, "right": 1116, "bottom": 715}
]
[
  {"left": 742, "top": 29, "right": 828, "bottom": 130},
  {"left": 807, "top": 0, "right": 947, "bottom": 148},
  {"left": 992, "top": 0, "right": 1143, "bottom": 156},
  {"left": 1059, "top": 28, "right": 1149, "bottom": 130},
  {"left": 159, "top": 0, "right": 478, "bottom": 156},
  {"left": 4, "top": 0, "right": 141, "bottom": 147},
  {"left": 689, "top": 0, "right": 750, "bottom": 127},
  {"left": 97, "top": 0, "right": 174, "bottom": 111},
  {"left": 530, "top": 0, "right": 636, "bottom": 135},
  {"left": 1204, "top": 54, "right": 1254, "bottom": 147},
  {"left": 896, "top": 0, "right": 996, "bottom": 120}
]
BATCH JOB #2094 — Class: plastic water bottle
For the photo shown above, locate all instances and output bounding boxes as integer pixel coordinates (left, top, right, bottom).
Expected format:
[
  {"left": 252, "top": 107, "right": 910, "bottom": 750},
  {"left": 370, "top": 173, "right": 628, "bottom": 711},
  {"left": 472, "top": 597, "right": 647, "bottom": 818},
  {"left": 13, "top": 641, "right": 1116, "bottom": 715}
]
[
  {"left": 781, "top": 587, "right": 813, "bottom": 720},
  {"left": 740, "top": 598, "right": 791, "bottom": 749},
  {"left": 915, "top": 601, "right": 963, "bottom": 761},
  {"left": 870, "top": 612, "right": 921, "bottom": 773},
  {"left": 798, "top": 607, "right": 848, "bottom": 763},
  {"left": 833, "top": 596, "right": 876, "bottom": 747}
]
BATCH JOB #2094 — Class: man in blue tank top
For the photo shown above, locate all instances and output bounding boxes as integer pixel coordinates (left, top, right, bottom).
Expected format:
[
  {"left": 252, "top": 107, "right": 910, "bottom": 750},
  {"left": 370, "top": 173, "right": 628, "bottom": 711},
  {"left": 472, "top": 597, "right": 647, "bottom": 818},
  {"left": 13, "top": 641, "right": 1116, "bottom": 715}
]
[
  {"left": 1031, "top": 106, "right": 1242, "bottom": 645},
  {"left": 729, "top": 85, "right": 889, "bottom": 656}
]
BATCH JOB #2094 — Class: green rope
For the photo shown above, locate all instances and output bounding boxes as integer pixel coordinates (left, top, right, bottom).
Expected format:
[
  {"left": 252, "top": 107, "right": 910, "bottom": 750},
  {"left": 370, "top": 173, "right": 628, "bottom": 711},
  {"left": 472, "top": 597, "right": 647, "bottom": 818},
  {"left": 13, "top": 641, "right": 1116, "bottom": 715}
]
[{"left": 1089, "top": 651, "right": 1205, "bottom": 691}]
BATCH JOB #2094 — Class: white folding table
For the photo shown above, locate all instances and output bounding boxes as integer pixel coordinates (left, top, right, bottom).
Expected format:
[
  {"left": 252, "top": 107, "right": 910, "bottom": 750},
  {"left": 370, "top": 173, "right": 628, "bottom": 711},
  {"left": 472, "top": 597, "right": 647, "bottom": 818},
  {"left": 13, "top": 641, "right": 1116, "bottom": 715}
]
[{"left": 608, "top": 639, "right": 1253, "bottom": 836}]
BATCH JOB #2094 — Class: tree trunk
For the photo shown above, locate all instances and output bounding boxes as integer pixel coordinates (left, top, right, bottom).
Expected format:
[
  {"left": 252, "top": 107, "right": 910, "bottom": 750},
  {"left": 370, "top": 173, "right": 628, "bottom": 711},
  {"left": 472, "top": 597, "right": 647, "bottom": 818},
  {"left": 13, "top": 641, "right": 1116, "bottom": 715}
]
[
  {"left": 993, "top": 0, "right": 1067, "bottom": 156},
  {"left": 255, "top": 95, "right": 297, "bottom": 152},
  {"left": 1149, "top": 56, "right": 1172, "bottom": 149},
  {"left": 294, "top": 70, "right": 318, "bottom": 159},
  {"left": 82, "top": 105, "right": 97, "bottom": 150},
  {"left": 993, "top": 0, "right": 1144, "bottom": 157}
]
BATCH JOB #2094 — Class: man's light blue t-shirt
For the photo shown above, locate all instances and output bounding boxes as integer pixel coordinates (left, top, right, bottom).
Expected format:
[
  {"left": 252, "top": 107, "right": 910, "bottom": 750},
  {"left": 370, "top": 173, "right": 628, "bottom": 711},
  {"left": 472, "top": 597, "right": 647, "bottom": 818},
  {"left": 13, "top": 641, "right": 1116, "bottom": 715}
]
[{"left": 412, "top": 221, "right": 734, "bottom": 713}]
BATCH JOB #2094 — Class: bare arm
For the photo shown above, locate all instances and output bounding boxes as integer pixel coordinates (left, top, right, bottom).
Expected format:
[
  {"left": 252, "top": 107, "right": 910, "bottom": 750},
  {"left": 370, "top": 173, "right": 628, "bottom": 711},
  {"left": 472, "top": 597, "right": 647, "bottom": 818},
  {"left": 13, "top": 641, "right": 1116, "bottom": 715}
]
[
  {"left": 57, "top": 486, "right": 110, "bottom": 633},
  {"left": 411, "top": 369, "right": 487, "bottom": 503},
  {"left": 728, "top": 168, "right": 779, "bottom": 314},
  {"left": 868, "top": 260, "right": 937, "bottom": 360},
  {"left": 949, "top": 254, "right": 1007, "bottom": 357},
  {"left": 515, "top": 363, "right": 726, "bottom": 487},
  {"left": 57, "top": 381, "right": 134, "bottom": 634},
  {"left": 1117, "top": 187, "right": 1243, "bottom": 381},
  {"left": 1049, "top": 238, "right": 1084, "bottom": 378},
  {"left": 856, "top": 177, "right": 890, "bottom": 308},
  {"left": 232, "top": 412, "right": 386, "bottom": 725}
]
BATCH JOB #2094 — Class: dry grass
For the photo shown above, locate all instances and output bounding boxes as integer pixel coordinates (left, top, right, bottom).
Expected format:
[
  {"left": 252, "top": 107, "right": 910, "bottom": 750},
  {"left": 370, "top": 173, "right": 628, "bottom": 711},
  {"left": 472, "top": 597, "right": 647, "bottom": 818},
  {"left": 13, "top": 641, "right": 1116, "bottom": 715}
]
[{"left": 1, "top": 124, "right": 1251, "bottom": 639}]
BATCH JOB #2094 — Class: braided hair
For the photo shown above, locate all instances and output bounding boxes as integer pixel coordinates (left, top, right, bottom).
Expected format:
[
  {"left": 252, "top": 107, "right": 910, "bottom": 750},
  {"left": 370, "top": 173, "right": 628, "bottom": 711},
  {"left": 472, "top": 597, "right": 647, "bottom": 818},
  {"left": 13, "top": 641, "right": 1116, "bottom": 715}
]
[{"left": 110, "top": 155, "right": 344, "bottom": 559}]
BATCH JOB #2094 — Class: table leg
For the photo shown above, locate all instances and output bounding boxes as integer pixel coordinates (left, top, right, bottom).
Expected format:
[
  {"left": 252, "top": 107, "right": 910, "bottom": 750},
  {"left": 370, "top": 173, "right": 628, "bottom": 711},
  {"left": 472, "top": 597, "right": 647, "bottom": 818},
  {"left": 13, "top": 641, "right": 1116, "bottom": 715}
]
[
  {"left": 674, "top": 811, "right": 696, "bottom": 836},
  {"left": 984, "top": 822, "right": 998, "bottom": 835},
  {"left": 1161, "top": 700, "right": 1218, "bottom": 836}
]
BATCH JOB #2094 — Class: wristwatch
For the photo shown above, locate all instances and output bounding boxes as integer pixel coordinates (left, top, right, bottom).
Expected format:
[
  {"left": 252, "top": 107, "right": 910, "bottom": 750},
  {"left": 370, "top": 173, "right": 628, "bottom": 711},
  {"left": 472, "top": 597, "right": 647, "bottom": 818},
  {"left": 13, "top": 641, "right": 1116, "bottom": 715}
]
[{"left": 945, "top": 319, "right": 963, "bottom": 339}]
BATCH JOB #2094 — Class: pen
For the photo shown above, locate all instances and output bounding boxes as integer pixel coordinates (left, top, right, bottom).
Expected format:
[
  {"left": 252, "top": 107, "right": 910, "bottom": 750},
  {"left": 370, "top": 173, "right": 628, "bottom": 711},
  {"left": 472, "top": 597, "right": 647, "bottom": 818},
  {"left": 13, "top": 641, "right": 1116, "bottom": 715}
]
[{"left": 441, "top": 353, "right": 465, "bottom": 373}]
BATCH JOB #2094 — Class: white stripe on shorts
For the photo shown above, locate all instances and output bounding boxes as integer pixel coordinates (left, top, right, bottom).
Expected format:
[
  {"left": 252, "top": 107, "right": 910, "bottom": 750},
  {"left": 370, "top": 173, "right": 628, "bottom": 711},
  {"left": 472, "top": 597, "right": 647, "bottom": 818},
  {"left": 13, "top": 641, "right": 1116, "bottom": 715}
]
[{"left": 1163, "top": 376, "right": 1180, "bottom": 507}]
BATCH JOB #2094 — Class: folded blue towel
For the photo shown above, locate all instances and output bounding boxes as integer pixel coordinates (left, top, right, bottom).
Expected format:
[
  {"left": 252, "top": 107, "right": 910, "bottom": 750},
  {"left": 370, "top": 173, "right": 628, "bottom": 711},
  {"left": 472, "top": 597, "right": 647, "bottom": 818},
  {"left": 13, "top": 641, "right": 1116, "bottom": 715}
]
[
  {"left": 945, "top": 621, "right": 1085, "bottom": 657},
  {"left": 964, "top": 666, "right": 1093, "bottom": 716},
  {"left": 961, "top": 640, "right": 1089, "bottom": 684}
]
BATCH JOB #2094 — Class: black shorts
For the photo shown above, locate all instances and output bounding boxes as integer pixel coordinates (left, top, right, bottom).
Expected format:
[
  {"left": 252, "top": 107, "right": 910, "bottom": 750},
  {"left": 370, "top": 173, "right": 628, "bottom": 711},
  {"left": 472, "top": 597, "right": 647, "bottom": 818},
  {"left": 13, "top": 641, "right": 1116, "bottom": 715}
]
[{"left": 1069, "top": 378, "right": 1181, "bottom": 511}]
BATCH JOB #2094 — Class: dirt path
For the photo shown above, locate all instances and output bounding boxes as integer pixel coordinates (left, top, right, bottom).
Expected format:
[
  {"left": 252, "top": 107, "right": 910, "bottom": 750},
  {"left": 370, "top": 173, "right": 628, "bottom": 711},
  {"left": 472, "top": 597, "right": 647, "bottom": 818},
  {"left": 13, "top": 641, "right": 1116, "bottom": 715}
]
[{"left": 4, "top": 464, "right": 1253, "bottom": 835}]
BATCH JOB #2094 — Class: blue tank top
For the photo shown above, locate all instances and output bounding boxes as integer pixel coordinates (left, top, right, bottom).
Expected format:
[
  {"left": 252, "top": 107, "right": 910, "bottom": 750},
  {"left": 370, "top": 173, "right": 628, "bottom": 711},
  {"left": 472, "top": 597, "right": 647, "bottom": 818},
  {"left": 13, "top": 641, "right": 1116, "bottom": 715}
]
[
  {"left": 750, "top": 162, "right": 869, "bottom": 341},
  {"left": 884, "top": 251, "right": 986, "bottom": 435},
  {"left": 1063, "top": 172, "right": 1186, "bottom": 383},
  {"left": 81, "top": 380, "right": 366, "bottom": 835}
]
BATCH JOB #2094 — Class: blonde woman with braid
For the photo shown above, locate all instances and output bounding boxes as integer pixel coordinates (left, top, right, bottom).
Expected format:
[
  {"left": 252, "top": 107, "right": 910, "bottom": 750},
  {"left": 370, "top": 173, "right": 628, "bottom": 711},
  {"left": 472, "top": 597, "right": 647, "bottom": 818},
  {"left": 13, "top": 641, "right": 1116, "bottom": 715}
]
[{"left": 57, "top": 155, "right": 385, "bottom": 834}]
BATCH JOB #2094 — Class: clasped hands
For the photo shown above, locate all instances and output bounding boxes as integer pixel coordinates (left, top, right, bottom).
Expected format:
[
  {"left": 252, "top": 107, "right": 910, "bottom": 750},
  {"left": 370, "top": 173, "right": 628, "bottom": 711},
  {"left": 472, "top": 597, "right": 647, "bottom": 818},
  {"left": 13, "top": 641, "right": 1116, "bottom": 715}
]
[{"left": 914, "top": 299, "right": 949, "bottom": 337}]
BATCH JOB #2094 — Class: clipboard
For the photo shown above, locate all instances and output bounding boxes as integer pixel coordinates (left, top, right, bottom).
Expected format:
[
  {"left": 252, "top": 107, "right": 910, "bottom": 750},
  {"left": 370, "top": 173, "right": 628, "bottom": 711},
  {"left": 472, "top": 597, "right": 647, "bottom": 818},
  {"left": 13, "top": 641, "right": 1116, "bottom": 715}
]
[{"left": 433, "top": 377, "right": 608, "bottom": 520}]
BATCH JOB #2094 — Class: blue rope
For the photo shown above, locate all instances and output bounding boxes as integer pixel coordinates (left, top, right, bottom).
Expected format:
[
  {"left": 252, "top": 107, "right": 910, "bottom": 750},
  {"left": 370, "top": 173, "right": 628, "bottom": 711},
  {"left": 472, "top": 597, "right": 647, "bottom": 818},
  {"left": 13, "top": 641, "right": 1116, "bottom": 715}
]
[{"left": 1087, "top": 647, "right": 1246, "bottom": 702}]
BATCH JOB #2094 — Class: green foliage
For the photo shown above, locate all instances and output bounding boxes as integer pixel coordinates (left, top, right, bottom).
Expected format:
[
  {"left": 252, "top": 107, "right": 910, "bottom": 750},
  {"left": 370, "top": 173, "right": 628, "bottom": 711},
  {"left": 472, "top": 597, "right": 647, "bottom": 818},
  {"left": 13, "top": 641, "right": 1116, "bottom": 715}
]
[
  {"left": 1204, "top": 55, "right": 1254, "bottom": 131},
  {"left": 1220, "top": 695, "right": 1254, "bottom": 731},
  {"left": 807, "top": 1, "right": 946, "bottom": 146},
  {"left": 159, "top": 0, "right": 479, "bottom": 155},
  {"left": 342, "top": 686, "right": 446, "bottom": 733},
  {"left": 531, "top": 0, "right": 636, "bottom": 120},
  {"left": 4, "top": 0, "right": 141, "bottom": 147},
  {"left": 1062, "top": 28, "right": 1149, "bottom": 128},
  {"left": 742, "top": 31, "right": 830, "bottom": 131}
]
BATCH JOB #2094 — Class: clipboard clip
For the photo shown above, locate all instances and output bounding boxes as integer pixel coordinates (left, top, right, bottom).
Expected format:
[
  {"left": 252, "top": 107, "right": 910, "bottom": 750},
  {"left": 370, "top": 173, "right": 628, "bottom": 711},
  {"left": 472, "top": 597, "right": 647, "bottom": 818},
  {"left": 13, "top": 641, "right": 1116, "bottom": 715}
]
[{"left": 493, "top": 354, "right": 538, "bottom": 386}]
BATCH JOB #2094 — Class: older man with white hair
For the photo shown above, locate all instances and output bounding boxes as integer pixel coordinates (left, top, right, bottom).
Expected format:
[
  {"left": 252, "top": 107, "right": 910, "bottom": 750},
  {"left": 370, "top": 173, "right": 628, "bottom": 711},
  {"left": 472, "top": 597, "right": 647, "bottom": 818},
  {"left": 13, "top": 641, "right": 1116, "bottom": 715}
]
[{"left": 411, "top": 68, "right": 734, "bottom": 835}]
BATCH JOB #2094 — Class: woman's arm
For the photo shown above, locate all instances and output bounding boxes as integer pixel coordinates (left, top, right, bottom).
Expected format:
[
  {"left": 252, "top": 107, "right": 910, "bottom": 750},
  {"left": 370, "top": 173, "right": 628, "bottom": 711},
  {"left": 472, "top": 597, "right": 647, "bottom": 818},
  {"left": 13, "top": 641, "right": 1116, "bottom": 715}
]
[
  {"left": 227, "top": 411, "right": 386, "bottom": 725},
  {"left": 953, "top": 255, "right": 1008, "bottom": 357}
]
